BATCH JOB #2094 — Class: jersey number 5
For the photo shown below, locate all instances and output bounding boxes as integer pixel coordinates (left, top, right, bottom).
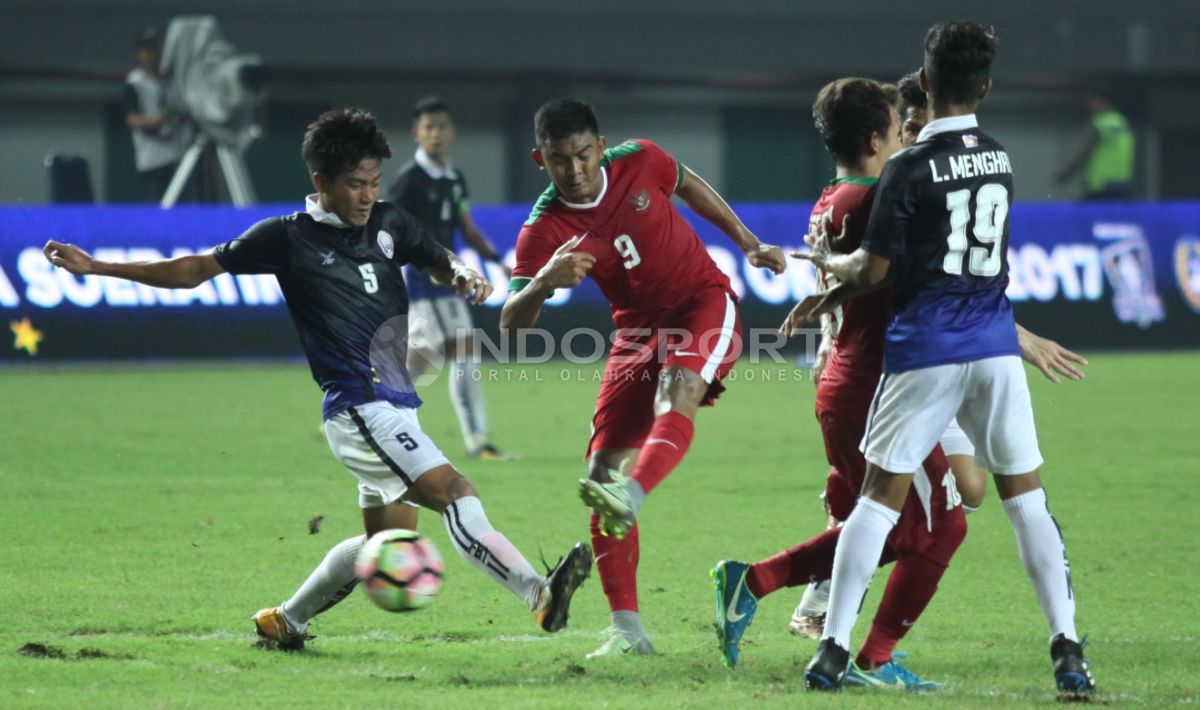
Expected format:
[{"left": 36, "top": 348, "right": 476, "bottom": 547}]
[
  {"left": 359, "top": 264, "right": 379, "bottom": 294},
  {"left": 942, "top": 184, "right": 1009, "bottom": 277},
  {"left": 614, "top": 234, "right": 641, "bottom": 270}
]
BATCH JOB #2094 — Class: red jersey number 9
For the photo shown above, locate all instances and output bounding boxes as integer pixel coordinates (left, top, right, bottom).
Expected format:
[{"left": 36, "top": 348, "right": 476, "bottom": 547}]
[{"left": 614, "top": 234, "right": 642, "bottom": 270}]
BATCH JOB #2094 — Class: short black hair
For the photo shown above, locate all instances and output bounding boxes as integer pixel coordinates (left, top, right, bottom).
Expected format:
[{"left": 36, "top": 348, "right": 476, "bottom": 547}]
[
  {"left": 413, "top": 96, "right": 450, "bottom": 122},
  {"left": 923, "top": 21, "right": 999, "bottom": 105},
  {"left": 897, "top": 70, "right": 927, "bottom": 117},
  {"left": 812, "top": 78, "right": 898, "bottom": 165},
  {"left": 301, "top": 108, "right": 392, "bottom": 178},
  {"left": 533, "top": 98, "right": 599, "bottom": 145}
]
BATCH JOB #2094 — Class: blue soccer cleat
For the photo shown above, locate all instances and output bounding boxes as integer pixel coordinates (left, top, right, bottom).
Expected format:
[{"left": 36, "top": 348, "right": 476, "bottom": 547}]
[
  {"left": 711, "top": 560, "right": 758, "bottom": 668},
  {"left": 842, "top": 653, "right": 943, "bottom": 691}
]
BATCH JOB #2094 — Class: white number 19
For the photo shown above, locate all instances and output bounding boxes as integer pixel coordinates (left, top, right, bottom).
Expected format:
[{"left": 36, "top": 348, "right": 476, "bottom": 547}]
[{"left": 942, "top": 184, "right": 1009, "bottom": 277}]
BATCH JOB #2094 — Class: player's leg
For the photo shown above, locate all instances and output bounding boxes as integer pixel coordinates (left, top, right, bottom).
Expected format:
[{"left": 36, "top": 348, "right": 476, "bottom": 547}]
[
  {"left": 407, "top": 297, "right": 445, "bottom": 384},
  {"left": 580, "top": 288, "right": 739, "bottom": 535},
  {"left": 848, "top": 451, "right": 967, "bottom": 690},
  {"left": 807, "top": 364, "right": 962, "bottom": 690},
  {"left": 957, "top": 356, "right": 1094, "bottom": 695},
  {"left": 336, "top": 402, "right": 591, "bottom": 631},
  {"left": 439, "top": 297, "right": 509, "bottom": 460},
  {"left": 941, "top": 417, "right": 986, "bottom": 511}
]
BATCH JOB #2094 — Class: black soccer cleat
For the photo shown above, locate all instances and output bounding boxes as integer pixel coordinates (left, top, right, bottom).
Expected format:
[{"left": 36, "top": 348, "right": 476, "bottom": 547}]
[
  {"left": 534, "top": 542, "right": 594, "bottom": 632},
  {"left": 1051, "top": 634, "right": 1096, "bottom": 698},
  {"left": 804, "top": 637, "right": 850, "bottom": 691}
]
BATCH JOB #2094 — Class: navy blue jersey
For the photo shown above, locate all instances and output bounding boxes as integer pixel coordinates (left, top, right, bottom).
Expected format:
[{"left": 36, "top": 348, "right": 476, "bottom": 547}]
[
  {"left": 212, "top": 196, "right": 445, "bottom": 419},
  {"left": 387, "top": 150, "right": 469, "bottom": 301},
  {"left": 862, "top": 115, "right": 1019, "bottom": 372}
]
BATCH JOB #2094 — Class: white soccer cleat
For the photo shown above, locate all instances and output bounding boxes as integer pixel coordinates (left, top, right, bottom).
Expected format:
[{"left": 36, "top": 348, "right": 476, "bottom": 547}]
[
  {"left": 585, "top": 626, "right": 657, "bottom": 659},
  {"left": 578, "top": 473, "right": 635, "bottom": 539}
]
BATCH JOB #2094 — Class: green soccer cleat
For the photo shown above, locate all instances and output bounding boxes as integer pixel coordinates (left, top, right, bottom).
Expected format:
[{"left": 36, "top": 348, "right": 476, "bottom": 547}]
[
  {"left": 585, "top": 626, "right": 657, "bottom": 659},
  {"left": 578, "top": 472, "right": 635, "bottom": 539},
  {"left": 842, "top": 653, "right": 943, "bottom": 691}
]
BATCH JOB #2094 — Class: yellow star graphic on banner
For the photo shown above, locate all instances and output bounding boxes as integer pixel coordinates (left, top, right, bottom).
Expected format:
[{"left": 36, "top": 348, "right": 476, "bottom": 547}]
[{"left": 10, "top": 317, "right": 43, "bottom": 356}]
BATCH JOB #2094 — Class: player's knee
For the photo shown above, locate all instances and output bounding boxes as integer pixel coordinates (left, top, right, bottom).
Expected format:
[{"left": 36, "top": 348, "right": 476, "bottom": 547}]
[{"left": 408, "top": 464, "right": 477, "bottom": 512}]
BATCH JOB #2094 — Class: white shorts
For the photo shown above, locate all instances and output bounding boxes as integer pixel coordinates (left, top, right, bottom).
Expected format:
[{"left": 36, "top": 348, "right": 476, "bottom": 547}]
[
  {"left": 324, "top": 401, "right": 450, "bottom": 508},
  {"left": 939, "top": 417, "right": 976, "bottom": 458},
  {"left": 861, "top": 356, "right": 1043, "bottom": 475},
  {"left": 409, "top": 296, "right": 473, "bottom": 355}
]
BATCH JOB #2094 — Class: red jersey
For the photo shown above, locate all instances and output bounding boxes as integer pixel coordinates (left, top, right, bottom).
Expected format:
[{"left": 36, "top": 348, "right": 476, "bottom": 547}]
[
  {"left": 509, "top": 140, "right": 732, "bottom": 325},
  {"left": 811, "top": 178, "right": 891, "bottom": 384}
]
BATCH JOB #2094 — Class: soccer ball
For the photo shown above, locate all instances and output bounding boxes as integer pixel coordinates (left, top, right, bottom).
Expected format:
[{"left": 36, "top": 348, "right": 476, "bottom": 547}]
[{"left": 355, "top": 529, "right": 444, "bottom": 612}]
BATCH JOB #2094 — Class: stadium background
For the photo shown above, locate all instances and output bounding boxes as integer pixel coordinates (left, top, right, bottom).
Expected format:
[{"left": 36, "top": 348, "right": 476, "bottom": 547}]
[{"left": 2, "top": 0, "right": 1200, "bottom": 361}]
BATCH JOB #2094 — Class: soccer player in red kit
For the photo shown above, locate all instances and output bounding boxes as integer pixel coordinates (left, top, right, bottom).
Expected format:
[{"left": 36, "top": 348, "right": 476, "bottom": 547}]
[
  {"left": 501, "top": 98, "right": 786, "bottom": 657},
  {"left": 712, "top": 78, "right": 966, "bottom": 688}
]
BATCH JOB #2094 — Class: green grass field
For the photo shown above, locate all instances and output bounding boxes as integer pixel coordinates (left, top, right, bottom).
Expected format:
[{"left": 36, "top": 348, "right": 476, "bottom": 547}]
[{"left": 1, "top": 353, "right": 1197, "bottom": 707}]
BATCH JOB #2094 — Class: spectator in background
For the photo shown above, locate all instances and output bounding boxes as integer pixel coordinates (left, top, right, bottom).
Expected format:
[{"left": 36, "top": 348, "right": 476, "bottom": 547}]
[
  {"left": 125, "top": 25, "right": 193, "bottom": 203},
  {"left": 1054, "top": 92, "right": 1134, "bottom": 200}
]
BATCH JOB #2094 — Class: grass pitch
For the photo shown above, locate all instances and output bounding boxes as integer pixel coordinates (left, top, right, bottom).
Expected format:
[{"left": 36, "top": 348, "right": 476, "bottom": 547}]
[{"left": 1, "top": 353, "right": 1197, "bottom": 707}]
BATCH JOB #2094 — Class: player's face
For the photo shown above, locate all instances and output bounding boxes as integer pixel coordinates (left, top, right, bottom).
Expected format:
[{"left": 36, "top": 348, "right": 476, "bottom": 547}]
[
  {"left": 316, "top": 158, "right": 382, "bottom": 228},
  {"left": 538, "top": 132, "right": 607, "bottom": 203},
  {"left": 413, "top": 112, "right": 455, "bottom": 159},
  {"left": 901, "top": 106, "right": 927, "bottom": 148}
]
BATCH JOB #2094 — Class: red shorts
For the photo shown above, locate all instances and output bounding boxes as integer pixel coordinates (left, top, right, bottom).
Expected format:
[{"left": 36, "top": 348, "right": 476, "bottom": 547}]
[
  {"left": 587, "top": 286, "right": 741, "bottom": 457},
  {"left": 816, "top": 366, "right": 965, "bottom": 558}
]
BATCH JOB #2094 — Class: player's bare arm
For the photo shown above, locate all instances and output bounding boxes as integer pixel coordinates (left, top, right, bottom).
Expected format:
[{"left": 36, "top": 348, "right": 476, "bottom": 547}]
[
  {"left": 426, "top": 247, "right": 493, "bottom": 305},
  {"left": 499, "top": 235, "right": 594, "bottom": 333},
  {"left": 43, "top": 240, "right": 225, "bottom": 288},
  {"left": 674, "top": 166, "right": 786, "bottom": 274},
  {"left": 780, "top": 276, "right": 893, "bottom": 336},
  {"left": 458, "top": 208, "right": 511, "bottom": 277},
  {"left": 1016, "top": 324, "right": 1087, "bottom": 383}
]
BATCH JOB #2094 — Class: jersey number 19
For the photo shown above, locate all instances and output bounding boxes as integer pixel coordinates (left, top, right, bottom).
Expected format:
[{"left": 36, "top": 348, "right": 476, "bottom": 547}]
[{"left": 942, "top": 184, "right": 1008, "bottom": 277}]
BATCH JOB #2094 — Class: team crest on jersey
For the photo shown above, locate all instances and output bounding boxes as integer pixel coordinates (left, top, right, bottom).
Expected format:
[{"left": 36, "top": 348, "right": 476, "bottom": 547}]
[
  {"left": 377, "top": 230, "right": 395, "bottom": 259},
  {"left": 1174, "top": 236, "right": 1200, "bottom": 313},
  {"left": 631, "top": 188, "right": 650, "bottom": 212},
  {"left": 962, "top": 134, "right": 979, "bottom": 147}
]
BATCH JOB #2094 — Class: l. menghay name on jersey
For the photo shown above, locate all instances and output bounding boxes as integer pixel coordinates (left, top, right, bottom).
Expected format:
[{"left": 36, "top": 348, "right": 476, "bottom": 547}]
[{"left": 930, "top": 149, "right": 1013, "bottom": 184}]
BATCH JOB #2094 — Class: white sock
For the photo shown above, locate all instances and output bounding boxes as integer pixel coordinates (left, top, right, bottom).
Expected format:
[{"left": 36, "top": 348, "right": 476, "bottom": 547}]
[
  {"left": 963, "top": 504, "right": 980, "bottom": 514},
  {"left": 822, "top": 497, "right": 899, "bottom": 650},
  {"left": 281, "top": 535, "right": 364, "bottom": 630},
  {"left": 798, "top": 579, "right": 831, "bottom": 615},
  {"left": 449, "top": 360, "right": 488, "bottom": 452},
  {"left": 612, "top": 610, "right": 646, "bottom": 639},
  {"left": 443, "top": 496, "right": 542, "bottom": 609},
  {"left": 1002, "top": 488, "right": 1078, "bottom": 642}
]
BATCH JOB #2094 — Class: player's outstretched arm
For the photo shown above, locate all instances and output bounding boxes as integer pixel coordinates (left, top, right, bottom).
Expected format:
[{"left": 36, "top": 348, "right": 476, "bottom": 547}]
[
  {"left": 792, "top": 213, "right": 890, "bottom": 286},
  {"left": 1015, "top": 323, "right": 1087, "bottom": 383},
  {"left": 499, "top": 235, "right": 594, "bottom": 334},
  {"left": 43, "top": 240, "right": 225, "bottom": 288},
  {"left": 426, "top": 247, "right": 493, "bottom": 305},
  {"left": 674, "top": 166, "right": 786, "bottom": 274}
]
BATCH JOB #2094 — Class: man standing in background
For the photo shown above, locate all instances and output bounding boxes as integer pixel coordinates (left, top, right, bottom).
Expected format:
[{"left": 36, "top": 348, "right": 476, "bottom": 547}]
[
  {"left": 1055, "top": 92, "right": 1135, "bottom": 200},
  {"left": 125, "top": 26, "right": 193, "bottom": 203},
  {"left": 388, "top": 97, "right": 512, "bottom": 460}
]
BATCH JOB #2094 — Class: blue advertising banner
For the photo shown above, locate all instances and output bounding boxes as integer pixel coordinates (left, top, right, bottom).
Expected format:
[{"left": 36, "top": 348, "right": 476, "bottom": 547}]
[{"left": 2, "top": 202, "right": 1198, "bottom": 360}]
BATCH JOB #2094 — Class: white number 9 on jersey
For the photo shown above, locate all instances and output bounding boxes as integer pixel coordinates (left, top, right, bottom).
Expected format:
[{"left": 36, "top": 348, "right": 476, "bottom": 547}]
[{"left": 614, "top": 234, "right": 642, "bottom": 270}]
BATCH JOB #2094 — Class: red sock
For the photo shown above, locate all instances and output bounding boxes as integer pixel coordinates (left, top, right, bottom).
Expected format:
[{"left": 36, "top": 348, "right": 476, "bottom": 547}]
[
  {"left": 745, "top": 527, "right": 841, "bottom": 598},
  {"left": 590, "top": 512, "right": 640, "bottom": 612},
  {"left": 630, "top": 411, "right": 694, "bottom": 495},
  {"left": 856, "top": 527, "right": 966, "bottom": 668}
]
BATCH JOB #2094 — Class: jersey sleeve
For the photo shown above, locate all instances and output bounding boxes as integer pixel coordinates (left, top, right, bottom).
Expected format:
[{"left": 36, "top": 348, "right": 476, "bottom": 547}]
[
  {"left": 861, "top": 158, "right": 913, "bottom": 257},
  {"left": 632, "top": 139, "right": 685, "bottom": 196},
  {"left": 386, "top": 204, "right": 444, "bottom": 269},
  {"left": 508, "top": 226, "right": 556, "bottom": 292},
  {"left": 212, "top": 217, "right": 290, "bottom": 274}
]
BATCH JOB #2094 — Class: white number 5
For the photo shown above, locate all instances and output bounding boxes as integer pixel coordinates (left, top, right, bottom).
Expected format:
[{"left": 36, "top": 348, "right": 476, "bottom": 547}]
[
  {"left": 359, "top": 264, "right": 379, "bottom": 293},
  {"left": 614, "top": 234, "right": 641, "bottom": 270}
]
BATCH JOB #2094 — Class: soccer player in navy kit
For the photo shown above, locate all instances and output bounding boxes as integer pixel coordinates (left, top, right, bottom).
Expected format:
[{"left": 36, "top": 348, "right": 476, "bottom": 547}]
[
  {"left": 43, "top": 108, "right": 592, "bottom": 650},
  {"left": 797, "top": 23, "right": 1095, "bottom": 696},
  {"left": 388, "top": 97, "right": 511, "bottom": 460}
]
